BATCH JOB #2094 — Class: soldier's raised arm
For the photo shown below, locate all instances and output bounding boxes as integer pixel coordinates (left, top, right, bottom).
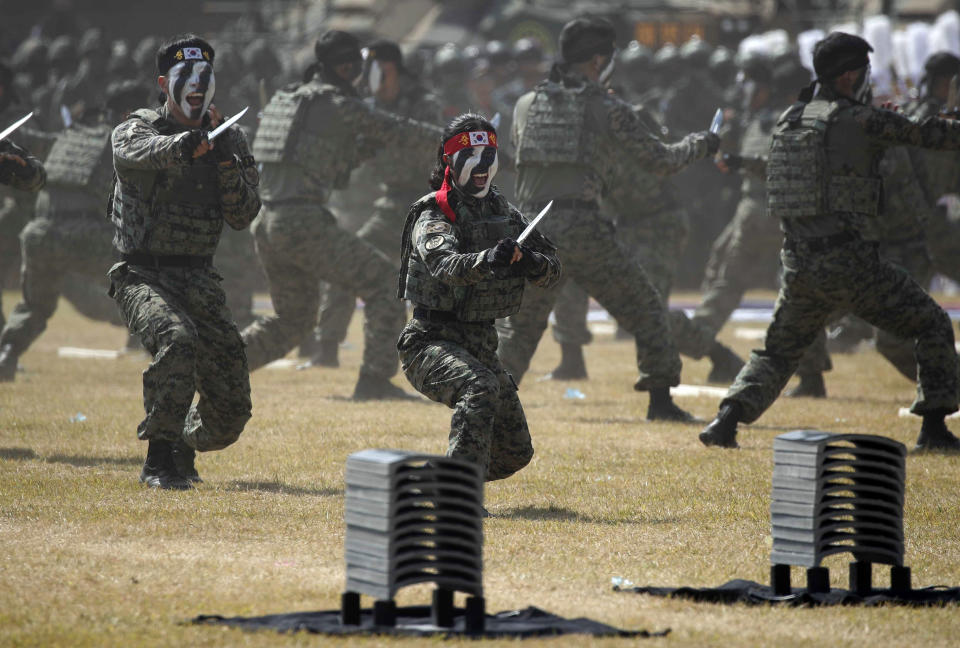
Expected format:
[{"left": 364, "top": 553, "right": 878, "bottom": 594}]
[
  {"left": 608, "top": 99, "right": 718, "bottom": 176},
  {"left": 112, "top": 113, "right": 198, "bottom": 171}
]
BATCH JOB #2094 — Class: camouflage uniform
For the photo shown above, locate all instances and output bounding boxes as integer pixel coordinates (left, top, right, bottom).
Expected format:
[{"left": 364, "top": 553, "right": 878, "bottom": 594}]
[
  {"left": 397, "top": 188, "right": 561, "bottom": 480},
  {"left": 0, "top": 111, "right": 51, "bottom": 330},
  {"left": 241, "top": 76, "right": 439, "bottom": 379},
  {"left": 314, "top": 84, "right": 442, "bottom": 351},
  {"left": 497, "top": 73, "right": 713, "bottom": 387},
  {"left": 550, "top": 104, "right": 704, "bottom": 357},
  {"left": 0, "top": 123, "right": 124, "bottom": 360},
  {"left": 107, "top": 105, "right": 260, "bottom": 450},
  {"left": 689, "top": 108, "right": 783, "bottom": 350},
  {"left": 723, "top": 90, "right": 960, "bottom": 423}
]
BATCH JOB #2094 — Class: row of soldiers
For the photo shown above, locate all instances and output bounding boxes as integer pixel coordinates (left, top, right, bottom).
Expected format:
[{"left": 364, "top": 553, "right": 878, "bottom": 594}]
[{"left": 3, "top": 19, "right": 960, "bottom": 492}]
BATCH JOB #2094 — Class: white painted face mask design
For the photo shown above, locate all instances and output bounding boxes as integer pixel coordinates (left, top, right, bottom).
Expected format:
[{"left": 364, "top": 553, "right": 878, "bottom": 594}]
[
  {"left": 452, "top": 145, "right": 499, "bottom": 198},
  {"left": 167, "top": 60, "right": 215, "bottom": 121}
]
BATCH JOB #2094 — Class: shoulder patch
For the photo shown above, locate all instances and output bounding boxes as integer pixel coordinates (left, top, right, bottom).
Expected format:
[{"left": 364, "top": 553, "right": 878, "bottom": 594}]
[
  {"left": 423, "top": 221, "right": 452, "bottom": 235},
  {"left": 424, "top": 235, "right": 445, "bottom": 251}
]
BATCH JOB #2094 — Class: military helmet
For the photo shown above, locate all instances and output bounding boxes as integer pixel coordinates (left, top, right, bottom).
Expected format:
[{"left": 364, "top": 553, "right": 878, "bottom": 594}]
[
  {"left": 433, "top": 43, "right": 468, "bottom": 76},
  {"left": 513, "top": 38, "right": 543, "bottom": 64},
  {"left": 619, "top": 40, "right": 652, "bottom": 73},
  {"left": 679, "top": 36, "right": 713, "bottom": 67},
  {"left": 484, "top": 40, "right": 512, "bottom": 68},
  {"left": 923, "top": 51, "right": 960, "bottom": 81},
  {"left": 737, "top": 51, "right": 773, "bottom": 86}
]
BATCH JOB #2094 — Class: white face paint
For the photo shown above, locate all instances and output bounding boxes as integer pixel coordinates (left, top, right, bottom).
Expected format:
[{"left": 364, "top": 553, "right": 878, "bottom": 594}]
[
  {"left": 453, "top": 145, "right": 499, "bottom": 198},
  {"left": 166, "top": 60, "right": 215, "bottom": 121},
  {"left": 368, "top": 59, "right": 383, "bottom": 95}
]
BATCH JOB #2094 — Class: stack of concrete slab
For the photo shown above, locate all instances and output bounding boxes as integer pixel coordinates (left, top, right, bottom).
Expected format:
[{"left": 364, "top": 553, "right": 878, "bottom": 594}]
[
  {"left": 344, "top": 449, "right": 484, "bottom": 602},
  {"left": 770, "top": 430, "right": 906, "bottom": 568}
]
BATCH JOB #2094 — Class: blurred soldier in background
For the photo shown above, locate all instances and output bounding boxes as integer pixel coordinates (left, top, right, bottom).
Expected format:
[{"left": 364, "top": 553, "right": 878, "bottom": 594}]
[
  {"left": 498, "top": 16, "right": 719, "bottom": 422},
  {"left": 241, "top": 30, "right": 440, "bottom": 399},
  {"left": 0, "top": 80, "right": 148, "bottom": 382},
  {"left": 305, "top": 38, "right": 443, "bottom": 369}
]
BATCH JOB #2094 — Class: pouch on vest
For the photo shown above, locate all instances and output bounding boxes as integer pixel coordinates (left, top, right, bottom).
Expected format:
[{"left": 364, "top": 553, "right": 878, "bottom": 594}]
[{"left": 252, "top": 89, "right": 307, "bottom": 163}]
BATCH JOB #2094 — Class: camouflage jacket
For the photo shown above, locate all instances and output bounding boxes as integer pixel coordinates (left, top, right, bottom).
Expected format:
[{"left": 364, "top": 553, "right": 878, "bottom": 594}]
[
  {"left": 256, "top": 77, "right": 441, "bottom": 204},
  {"left": 906, "top": 97, "right": 960, "bottom": 203},
  {"left": 512, "top": 72, "right": 712, "bottom": 205},
  {"left": 110, "top": 104, "right": 261, "bottom": 257}
]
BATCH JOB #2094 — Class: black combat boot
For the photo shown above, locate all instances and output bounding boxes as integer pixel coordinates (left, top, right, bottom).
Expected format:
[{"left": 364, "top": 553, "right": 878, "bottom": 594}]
[
  {"left": 699, "top": 401, "right": 742, "bottom": 448},
  {"left": 785, "top": 372, "right": 827, "bottom": 398},
  {"left": 914, "top": 411, "right": 960, "bottom": 452},
  {"left": 140, "top": 440, "right": 193, "bottom": 490},
  {"left": 646, "top": 386, "right": 701, "bottom": 423},
  {"left": 706, "top": 342, "right": 745, "bottom": 383},
  {"left": 0, "top": 344, "right": 19, "bottom": 382},
  {"left": 544, "top": 343, "right": 588, "bottom": 380},
  {"left": 171, "top": 440, "right": 202, "bottom": 483},
  {"left": 351, "top": 373, "right": 419, "bottom": 401}
]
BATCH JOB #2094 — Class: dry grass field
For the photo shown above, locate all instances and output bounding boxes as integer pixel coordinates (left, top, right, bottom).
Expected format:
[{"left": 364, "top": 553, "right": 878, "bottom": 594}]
[{"left": 2, "top": 289, "right": 960, "bottom": 647}]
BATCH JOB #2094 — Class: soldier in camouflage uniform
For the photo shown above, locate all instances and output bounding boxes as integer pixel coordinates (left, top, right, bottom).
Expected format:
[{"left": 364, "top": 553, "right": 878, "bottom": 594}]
[
  {"left": 0, "top": 81, "right": 148, "bottom": 382},
  {"left": 546, "top": 101, "right": 744, "bottom": 382},
  {"left": 241, "top": 30, "right": 440, "bottom": 399},
  {"left": 398, "top": 114, "right": 561, "bottom": 482},
  {"left": 496, "top": 17, "right": 719, "bottom": 421},
  {"left": 701, "top": 33, "right": 960, "bottom": 452},
  {"left": 303, "top": 39, "right": 443, "bottom": 369},
  {"left": 108, "top": 35, "right": 262, "bottom": 489}
]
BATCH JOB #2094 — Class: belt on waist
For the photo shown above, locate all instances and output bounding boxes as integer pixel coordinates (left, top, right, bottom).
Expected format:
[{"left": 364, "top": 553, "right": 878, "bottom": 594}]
[
  {"left": 783, "top": 231, "right": 860, "bottom": 253},
  {"left": 413, "top": 307, "right": 493, "bottom": 326},
  {"left": 528, "top": 198, "right": 599, "bottom": 213},
  {"left": 121, "top": 252, "right": 213, "bottom": 268}
]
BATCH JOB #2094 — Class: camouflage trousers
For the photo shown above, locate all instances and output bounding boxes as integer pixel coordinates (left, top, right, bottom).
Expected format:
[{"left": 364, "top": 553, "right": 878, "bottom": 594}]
[
  {"left": 214, "top": 225, "right": 261, "bottom": 330},
  {"left": 317, "top": 195, "right": 405, "bottom": 348},
  {"left": 398, "top": 317, "right": 533, "bottom": 482},
  {"left": 724, "top": 239, "right": 958, "bottom": 422},
  {"left": 926, "top": 201, "right": 960, "bottom": 285},
  {"left": 108, "top": 262, "right": 251, "bottom": 450},
  {"left": 550, "top": 206, "right": 715, "bottom": 359},
  {"left": 691, "top": 196, "right": 782, "bottom": 348},
  {"left": 497, "top": 207, "right": 681, "bottom": 389},
  {"left": 0, "top": 215, "right": 124, "bottom": 354},
  {"left": 0, "top": 196, "right": 33, "bottom": 331},
  {"left": 241, "top": 202, "right": 404, "bottom": 378}
]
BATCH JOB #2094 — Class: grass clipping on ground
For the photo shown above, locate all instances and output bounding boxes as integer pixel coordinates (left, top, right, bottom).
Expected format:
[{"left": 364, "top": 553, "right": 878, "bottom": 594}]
[{"left": 2, "top": 291, "right": 959, "bottom": 647}]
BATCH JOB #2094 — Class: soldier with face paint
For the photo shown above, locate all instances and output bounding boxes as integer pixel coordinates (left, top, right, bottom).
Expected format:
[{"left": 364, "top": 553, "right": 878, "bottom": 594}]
[
  {"left": 242, "top": 30, "right": 441, "bottom": 399},
  {"left": 398, "top": 114, "right": 561, "bottom": 486},
  {"left": 108, "top": 34, "right": 262, "bottom": 489}
]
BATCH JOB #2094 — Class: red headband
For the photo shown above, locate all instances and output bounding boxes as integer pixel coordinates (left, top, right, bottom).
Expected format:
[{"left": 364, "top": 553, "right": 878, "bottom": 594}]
[{"left": 443, "top": 130, "right": 497, "bottom": 156}]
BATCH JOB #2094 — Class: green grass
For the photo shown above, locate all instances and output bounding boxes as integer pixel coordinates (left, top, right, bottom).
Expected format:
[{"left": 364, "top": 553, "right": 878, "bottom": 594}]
[{"left": 2, "top": 290, "right": 960, "bottom": 647}]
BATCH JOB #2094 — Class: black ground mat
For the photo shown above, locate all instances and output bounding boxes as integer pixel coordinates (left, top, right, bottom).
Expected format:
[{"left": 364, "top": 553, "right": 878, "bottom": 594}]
[
  {"left": 616, "top": 578, "right": 960, "bottom": 607},
  {"left": 192, "top": 604, "right": 668, "bottom": 639}
]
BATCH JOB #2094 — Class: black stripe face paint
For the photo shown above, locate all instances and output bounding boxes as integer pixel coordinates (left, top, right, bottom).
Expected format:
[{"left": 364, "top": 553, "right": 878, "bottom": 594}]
[
  {"left": 167, "top": 60, "right": 216, "bottom": 121},
  {"left": 453, "top": 145, "right": 498, "bottom": 197}
]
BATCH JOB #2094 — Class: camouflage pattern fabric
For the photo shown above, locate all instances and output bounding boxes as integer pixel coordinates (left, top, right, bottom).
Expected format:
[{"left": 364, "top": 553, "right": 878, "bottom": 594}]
[
  {"left": 0, "top": 215, "right": 122, "bottom": 354},
  {"left": 108, "top": 263, "right": 252, "bottom": 451},
  {"left": 241, "top": 203, "right": 404, "bottom": 378},
  {"left": 723, "top": 240, "right": 958, "bottom": 421},
  {"left": 214, "top": 225, "right": 261, "bottom": 330},
  {"left": 497, "top": 206, "right": 681, "bottom": 388},
  {"left": 398, "top": 318, "right": 533, "bottom": 481}
]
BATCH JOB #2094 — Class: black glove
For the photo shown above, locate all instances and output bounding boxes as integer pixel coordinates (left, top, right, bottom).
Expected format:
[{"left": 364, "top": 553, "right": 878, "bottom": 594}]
[
  {"left": 178, "top": 129, "right": 207, "bottom": 162},
  {"left": 722, "top": 153, "right": 742, "bottom": 171},
  {"left": 485, "top": 237, "right": 517, "bottom": 269},
  {"left": 512, "top": 243, "right": 544, "bottom": 277},
  {"left": 705, "top": 131, "right": 720, "bottom": 155}
]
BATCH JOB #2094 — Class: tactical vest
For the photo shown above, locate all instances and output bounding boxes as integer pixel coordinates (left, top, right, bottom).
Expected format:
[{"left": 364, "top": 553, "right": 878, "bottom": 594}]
[
  {"left": 253, "top": 81, "right": 357, "bottom": 190},
  {"left": 111, "top": 108, "right": 223, "bottom": 256},
  {"left": 401, "top": 191, "right": 526, "bottom": 322},
  {"left": 767, "top": 99, "right": 881, "bottom": 222},
  {"left": 516, "top": 82, "right": 606, "bottom": 175},
  {"left": 44, "top": 123, "right": 114, "bottom": 199}
]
